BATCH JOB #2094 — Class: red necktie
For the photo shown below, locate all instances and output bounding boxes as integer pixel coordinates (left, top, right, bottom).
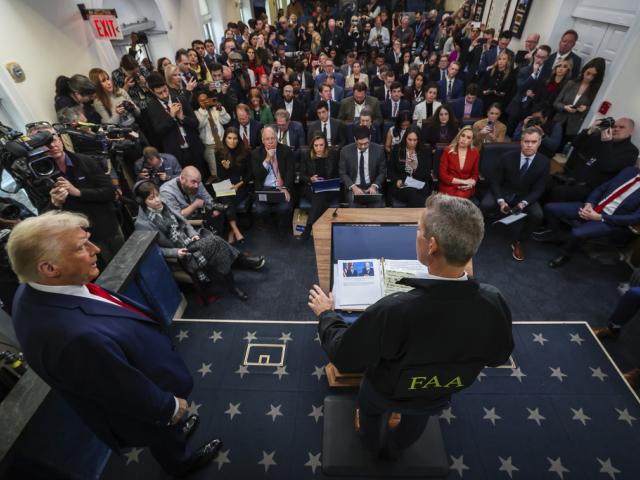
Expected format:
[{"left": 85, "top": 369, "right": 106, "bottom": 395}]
[
  {"left": 86, "top": 283, "right": 151, "bottom": 320},
  {"left": 594, "top": 176, "right": 640, "bottom": 213},
  {"left": 242, "top": 125, "right": 249, "bottom": 147}
]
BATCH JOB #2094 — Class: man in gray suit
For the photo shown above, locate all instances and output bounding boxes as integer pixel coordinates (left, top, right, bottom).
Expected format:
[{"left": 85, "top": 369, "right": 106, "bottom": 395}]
[
  {"left": 339, "top": 126, "right": 386, "bottom": 207},
  {"left": 338, "top": 83, "right": 383, "bottom": 126}
]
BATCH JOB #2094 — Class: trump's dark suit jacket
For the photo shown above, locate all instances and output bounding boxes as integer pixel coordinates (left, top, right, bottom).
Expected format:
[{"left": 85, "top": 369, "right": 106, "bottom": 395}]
[
  {"left": 12, "top": 285, "right": 192, "bottom": 452},
  {"left": 339, "top": 142, "right": 387, "bottom": 189}
]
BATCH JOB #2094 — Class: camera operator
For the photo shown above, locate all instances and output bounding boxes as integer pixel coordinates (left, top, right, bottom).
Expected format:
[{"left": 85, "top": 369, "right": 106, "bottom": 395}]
[
  {"left": 29, "top": 125, "right": 123, "bottom": 266},
  {"left": 368, "top": 15, "right": 390, "bottom": 50},
  {"left": 546, "top": 117, "right": 638, "bottom": 203},
  {"left": 111, "top": 54, "right": 151, "bottom": 110},
  {"left": 194, "top": 91, "right": 231, "bottom": 178},
  {"left": 134, "top": 146, "right": 182, "bottom": 185},
  {"left": 225, "top": 52, "right": 251, "bottom": 104},
  {"left": 208, "top": 63, "right": 237, "bottom": 114},
  {"left": 159, "top": 166, "right": 225, "bottom": 234}
]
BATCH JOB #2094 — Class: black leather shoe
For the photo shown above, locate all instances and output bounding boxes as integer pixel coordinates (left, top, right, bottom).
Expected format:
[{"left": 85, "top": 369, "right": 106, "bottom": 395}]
[
  {"left": 182, "top": 414, "right": 199, "bottom": 438},
  {"left": 231, "top": 284, "right": 248, "bottom": 300},
  {"left": 235, "top": 254, "right": 265, "bottom": 270},
  {"left": 532, "top": 231, "right": 562, "bottom": 243},
  {"left": 177, "top": 438, "right": 223, "bottom": 477},
  {"left": 548, "top": 255, "right": 570, "bottom": 268}
]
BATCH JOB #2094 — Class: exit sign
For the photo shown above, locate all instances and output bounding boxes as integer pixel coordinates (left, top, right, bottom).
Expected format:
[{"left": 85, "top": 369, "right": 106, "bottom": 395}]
[{"left": 89, "top": 14, "right": 123, "bottom": 40}]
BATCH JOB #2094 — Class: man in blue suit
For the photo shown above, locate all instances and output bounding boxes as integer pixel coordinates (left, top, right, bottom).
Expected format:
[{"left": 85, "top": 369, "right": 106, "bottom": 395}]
[
  {"left": 448, "top": 84, "right": 484, "bottom": 122},
  {"left": 437, "top": 62, "right": 464, "bottom": 102},
  {"left": 231, "top": 103, "right": 263, "bottom": 149},
  {"left": 8, "top": 211, "right": 222, "bottom": 477},
  {"left": 536, "top": 167, "right": 640, "bottom": 267},
  {"left": 272, "top": 109, "right": 306, "bottom": 148},
  {"left": 315, "top": 60, "right": 345, "bottom": 89}
]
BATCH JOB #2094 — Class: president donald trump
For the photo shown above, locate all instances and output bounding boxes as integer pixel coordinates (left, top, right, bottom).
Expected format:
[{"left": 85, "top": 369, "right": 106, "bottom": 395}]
[{"left": 7, "top": 211, "right": 221, "bottom": 477}]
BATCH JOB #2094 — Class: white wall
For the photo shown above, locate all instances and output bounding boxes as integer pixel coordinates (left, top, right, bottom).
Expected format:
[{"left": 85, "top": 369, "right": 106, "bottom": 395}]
[
  {"left": 508, "top": 0, "right": 575, "bottom": 51},
  {"left": 0, "top": 0, "right": 119, "bottom": 125}
]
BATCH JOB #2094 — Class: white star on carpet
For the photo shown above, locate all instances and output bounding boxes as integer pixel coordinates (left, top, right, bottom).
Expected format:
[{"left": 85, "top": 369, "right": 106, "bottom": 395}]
[
  {"left": 273, "top": 365, "right": 289, "bottom": 380},
  {"left": 510, "top": 367, "right": 526, "bottom": 382},
  {"left": 482, "top": 407, "right": 501, "bottom": 426},
  {"left": 124, "top": 447, "right": 143, "bottom": 465},
  {"left": 186, "top": 400, "right": 201, "bottom": 416},
  {"left": 258, "top": 450, "right": 277, "bottom": 472},
  {"left": 308, "top": 404, "right": 324, "bottom": 423},
  {"left": 550, "top": 366, "right": 567, "bottom": 382},
  {"left": 304, "top": 451, "right": 322, "bottom": 474},
  {"left": 590, "top": 367, "right": 608, "bottom": 382},
  {"left": 209, "top": 330, "right": 223, "bottom": 343},
  {"left": 235, "top": 364, "right": 250, "bottom": 378},
  {"left": 526, "top": 407, "right": 546, "bottom": 426},
  {"left": 225, "top": 402, "right": 242, "bottom": 420},
  {"left": 440, "top": 407, "right": 456, "bottom": 424},
  {"left": 311, "top": 365, "right": 326, "bottom": 380},
  {"left": 244, "top": 331, "right": 257, "bottom": 342},
  {"left": 547, "top": 457, "right": 569, "bottom": 479},
  {"left": 532, "top": 332, "right": 548, "bottom": 346},
  {"left": 197, "top": 362, "right": 212, "bottom": 377},
  {"left": 571, "top": 407, "right": 591, "bottom": 426},
  {"left": 475, "top": 371, "right": 487, "bottom": 382},
  {"left": 314, "top": 333, "right": 321, "bottom": 343},
  {"left": 176, "top": 329, "right": 189, "bottom": 342},
  {"left": 266, "top": 404, "right": 283, "bottom": 422},
  {"left": 279, "top": 332, "right": 293, "bottom": 343},
  {"left": 449, "top": 454, "right": 470, "bottom": 477},
  {"left": 214, "top": 449, "right": 231, "bottom": 470},
  {"left": 597, "top": 457, "right": 621, "bottom": 479},
  {"left": 569, "top": 332, "right": 585, "bottom": 345},
  {"left": 615, "top": 408, "right": 637, "bottom": 426},
  {"left": 498, "top": 456, "right": 519, "bottom": 478}
]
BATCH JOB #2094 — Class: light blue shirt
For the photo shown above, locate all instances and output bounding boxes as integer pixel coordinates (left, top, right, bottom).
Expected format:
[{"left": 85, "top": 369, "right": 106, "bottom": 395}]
[{"left": 262, "top": 152, "right": 279, "bottom": 188}]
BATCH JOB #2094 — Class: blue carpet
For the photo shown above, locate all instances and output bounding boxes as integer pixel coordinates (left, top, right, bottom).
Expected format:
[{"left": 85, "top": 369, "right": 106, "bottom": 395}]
[{"left": 100, "top": 321, "right": 640, "bottom": 479}]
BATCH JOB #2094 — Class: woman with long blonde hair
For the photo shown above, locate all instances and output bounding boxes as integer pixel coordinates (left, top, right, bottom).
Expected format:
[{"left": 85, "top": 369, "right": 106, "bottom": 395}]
[
  {"left": 479, "top": 51, "right": 516, "bottom": 114},
  {"left": 438, "top": 126, "right": 480, "bottom": 200}
]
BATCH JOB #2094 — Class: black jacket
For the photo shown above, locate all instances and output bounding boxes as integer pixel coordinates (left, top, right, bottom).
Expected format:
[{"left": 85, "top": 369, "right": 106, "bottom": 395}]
[
  {"left": 566, "top": 130, "right": 639, "bottom": 189},
  {"left": 307, "top": 119, "right": 346, "bottom": 146},
  {"left": 47, "top": 152, "right": 118, "bottom": 243},
  {"left": 147, "top": 95, "right": 203, "bottom": 161},
  {"left": 390, "top": 146, "right": 433, "bottom": 184},
  {"left": 272, "top": 98, "right": 307, "bottom": 126},
  {"left": 490, "top": 151, "right": 550, "bottom": 206},
  {"left": 318, "top": 278, "right": 513, "bottom": 406},
  {"left": 300, "top": 149, "right": 339, "bottom": 184}
]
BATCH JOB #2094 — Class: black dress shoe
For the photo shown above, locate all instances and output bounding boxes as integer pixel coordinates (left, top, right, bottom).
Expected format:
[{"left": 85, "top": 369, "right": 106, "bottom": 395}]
[
  {"left": 532, "top": 231, "right": 562, "bottom": 243},
  {"left": 230, "top": 284, "right": 248, "bottom": 300},
  {"left": 548, "top": 254, "right": 570, "bottom": 268},
  {"left": 235, "top": 254, "right": 265, "bottom": 270},
  {"left": 182, "top": 414, "right": 199, "bottom": 438},
  {"left": 177, "top": 438, "right": 223, "bottom": 477}
]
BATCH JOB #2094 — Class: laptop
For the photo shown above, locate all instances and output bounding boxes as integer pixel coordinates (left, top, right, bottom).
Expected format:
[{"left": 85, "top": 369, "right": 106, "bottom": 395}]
[
  {"left": 256, "top": 190, "right": 286, "bottom": 203},
  {"left": 312, "top": 178, "right": 340, "bottom": 193},
  {"left": 353, "top": 193, "right": 383, "bottom": 205}
]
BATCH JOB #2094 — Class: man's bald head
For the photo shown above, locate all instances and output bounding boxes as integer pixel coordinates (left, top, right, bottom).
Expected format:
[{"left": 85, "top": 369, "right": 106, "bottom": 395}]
[
  {"left": 612, "top": 117, "right": 635, "bottom": 141},
  {"left": 179, "top": 166, "right": 202, "bottom": 193}
]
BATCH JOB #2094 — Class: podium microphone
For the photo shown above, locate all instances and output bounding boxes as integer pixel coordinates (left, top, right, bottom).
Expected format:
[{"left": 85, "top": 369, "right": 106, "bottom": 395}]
[{"left": 332, "top": 203, "right": 349, "bottom": 218}]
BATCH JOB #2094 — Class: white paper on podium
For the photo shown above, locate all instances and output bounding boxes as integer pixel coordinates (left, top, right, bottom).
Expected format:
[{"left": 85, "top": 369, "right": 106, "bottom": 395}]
[
  {"left": 403, "top": 176, "right": 426, "bottom": 190},
  {"left": 494, "top": 212, "right": 527, "bottom": 225},
  {"left": 334, "top": 259, "right": 384, "bottom": 310}
]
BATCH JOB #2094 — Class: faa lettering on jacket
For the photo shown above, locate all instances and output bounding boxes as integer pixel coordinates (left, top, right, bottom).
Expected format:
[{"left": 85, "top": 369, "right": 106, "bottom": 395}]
[{"left": 408, "top": 375, "right": 464, "bottom": 390}]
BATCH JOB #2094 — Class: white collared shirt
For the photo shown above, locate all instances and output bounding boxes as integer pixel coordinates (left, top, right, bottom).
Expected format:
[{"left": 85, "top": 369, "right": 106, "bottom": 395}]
[
  {"left": 284, "top": 100, "right": 294, "bottom": 116},
  {"left": 28, "top": 282, "right": 118, "bottom": 306}
]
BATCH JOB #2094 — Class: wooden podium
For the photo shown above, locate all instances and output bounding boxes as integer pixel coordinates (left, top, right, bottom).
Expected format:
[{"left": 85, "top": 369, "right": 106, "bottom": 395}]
[{"left": 312, "top": 208, "right": 473, "bottom": 387}]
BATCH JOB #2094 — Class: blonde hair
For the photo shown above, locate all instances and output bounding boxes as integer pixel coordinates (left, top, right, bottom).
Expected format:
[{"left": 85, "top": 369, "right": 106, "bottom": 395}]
[
  {"left": 163, "top": 64, "right": 180, "bottom": 87},
  {"left": 490, "top": 52, "right": 513, "bottom": 79},
  {"left": 7, "top": 211, "right": 89, "bottom": 283},
  {"left": 552, "top": 58, "right": 573, "bottom": 80},
  {"left": 448, "top": 126, "right": 475, "bottom": 153}
]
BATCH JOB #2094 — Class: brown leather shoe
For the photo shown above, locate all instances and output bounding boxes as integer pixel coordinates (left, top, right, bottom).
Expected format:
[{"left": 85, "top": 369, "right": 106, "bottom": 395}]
[
  {"left": 624, "top": 368, "right": 640, "bottom": 388},
  {"left": 591, "top": 326, "right": 619, "bottom": 340},
  {"left": 511, "top": 242, "right": 525, "bottom": 261}
]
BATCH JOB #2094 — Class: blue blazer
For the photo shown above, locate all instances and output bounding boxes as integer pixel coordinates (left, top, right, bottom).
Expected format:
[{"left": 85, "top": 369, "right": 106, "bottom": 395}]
[
  {"left": 315, "top": 71, "right": 345, "bottom": 89},
  {"left": 437, "top": 78, "right": 464, "bottom": 102},
  {"left": 314, "top": 85, "right": 345, "bottom": 103},
  {"left": 587, "top": 167, "right": 640, "bottom": 226},
  {"left": 12, "top": 285, "right": 193, "bottom": 452},
  {"left": 271, "top": 120, "right": 306, "bottom": 148},
  {"left": 381, "top": 99, "right": 412, "bottom": 120},
  {"left": 448, "top": 97, "right": 484, "bottom": 121}
]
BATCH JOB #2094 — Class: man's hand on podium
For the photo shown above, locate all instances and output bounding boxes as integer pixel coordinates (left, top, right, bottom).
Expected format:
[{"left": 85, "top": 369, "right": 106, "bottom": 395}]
[{"left": 308, "top": 284, "right": 334, "bottom": 316}]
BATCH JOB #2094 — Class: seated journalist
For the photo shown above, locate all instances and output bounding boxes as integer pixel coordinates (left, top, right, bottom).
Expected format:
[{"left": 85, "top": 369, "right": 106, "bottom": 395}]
[
  {"left": 308, "top": 194, "right": 514, "bottom": 458},
  {"left": 135, "top": 181, "right": 265, "bottom": 300},
  {"left": 8, "top": 211, "right": 222, "bottom": 476}
]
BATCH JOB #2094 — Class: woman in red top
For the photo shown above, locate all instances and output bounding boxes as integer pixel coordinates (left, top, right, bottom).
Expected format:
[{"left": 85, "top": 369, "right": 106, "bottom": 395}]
[
  {"left": 438, "top": 126, "right": 480, "bottom": 199},
  {"left": 246, "top": 47, "right": 266, "bottom": 86}
]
